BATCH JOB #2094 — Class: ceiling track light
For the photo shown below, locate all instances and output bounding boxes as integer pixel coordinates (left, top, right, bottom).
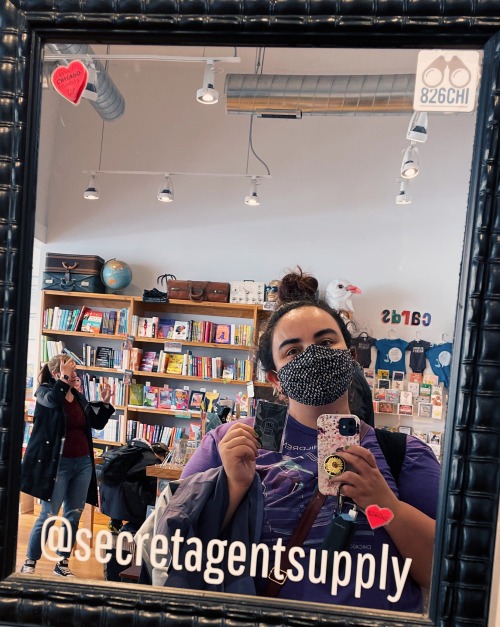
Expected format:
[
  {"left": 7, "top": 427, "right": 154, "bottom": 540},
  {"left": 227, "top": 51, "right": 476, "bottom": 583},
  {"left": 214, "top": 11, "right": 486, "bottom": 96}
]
[
  {"left": 157, "top": 174, "right": 174, "bottom": 202},
  {"left": 396, "top": 179, "right": 411, "bottom": 205},
  {"left": 245, "top": 177, "right": 260, "bottom": 206},
  {"left": 196, "top": 61, "right": 219, "bottom": 105},
  {"left": 400, "top": 143, "right": 419, "bottom": 179},
  {"left": 407, "top": 111, "right": 428, "bottom": 143},
  {"left": 83, "top": 173, "right": 99, "bottom": 200}
]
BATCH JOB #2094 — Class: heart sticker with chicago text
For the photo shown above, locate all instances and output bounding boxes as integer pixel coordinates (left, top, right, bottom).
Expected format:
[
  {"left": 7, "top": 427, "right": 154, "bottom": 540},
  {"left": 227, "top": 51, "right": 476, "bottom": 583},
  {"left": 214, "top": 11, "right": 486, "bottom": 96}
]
[
  {"left": 365, "top": 504, "right": 394, "bottom": 529},
  {"left": 51, "top": 61, "right": 88, "bottom": 105}
]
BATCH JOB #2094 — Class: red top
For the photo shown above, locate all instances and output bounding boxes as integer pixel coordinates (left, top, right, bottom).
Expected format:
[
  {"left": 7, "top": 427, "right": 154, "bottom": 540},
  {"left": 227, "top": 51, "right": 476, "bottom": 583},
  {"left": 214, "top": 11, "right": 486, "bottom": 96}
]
[{"left": 62, "top": 397, "right": 90, "bottom": 458}]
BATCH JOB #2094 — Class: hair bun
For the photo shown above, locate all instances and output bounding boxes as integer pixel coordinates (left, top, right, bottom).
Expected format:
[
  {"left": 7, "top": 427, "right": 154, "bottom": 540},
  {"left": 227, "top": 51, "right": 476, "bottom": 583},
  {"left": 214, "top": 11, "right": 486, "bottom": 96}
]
[{"left": 278, "top": 266, "right": 319, "bottom": 303}]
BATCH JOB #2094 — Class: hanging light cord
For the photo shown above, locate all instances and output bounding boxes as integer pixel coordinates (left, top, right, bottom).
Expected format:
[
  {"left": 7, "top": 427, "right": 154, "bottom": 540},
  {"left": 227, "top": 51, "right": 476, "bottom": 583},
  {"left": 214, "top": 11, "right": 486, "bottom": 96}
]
[
  {"left": 96, "top": 47, "right": 110, "bottom": 172},
  {"left": 247, "top": 116, "right": 270, "bottom": 176},
  {"left": 97, "top": 118, "right": 104, "bottom": 171},
  {"left": 246, "top": 47, "right": 270, "bottom": 176}
]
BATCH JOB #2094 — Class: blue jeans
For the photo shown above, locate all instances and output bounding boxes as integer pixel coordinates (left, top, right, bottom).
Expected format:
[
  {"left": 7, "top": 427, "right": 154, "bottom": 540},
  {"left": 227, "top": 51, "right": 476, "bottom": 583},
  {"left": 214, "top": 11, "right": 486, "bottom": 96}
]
[{"left": 26, "top": 455, "right": 93, "bottom": 560}]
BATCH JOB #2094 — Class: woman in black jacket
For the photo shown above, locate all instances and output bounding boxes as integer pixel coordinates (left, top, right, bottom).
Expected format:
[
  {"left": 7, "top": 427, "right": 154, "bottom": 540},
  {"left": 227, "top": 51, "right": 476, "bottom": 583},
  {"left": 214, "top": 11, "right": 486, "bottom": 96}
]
[{"left": 20, "top": 354, "right": 114, "bottom": 577}]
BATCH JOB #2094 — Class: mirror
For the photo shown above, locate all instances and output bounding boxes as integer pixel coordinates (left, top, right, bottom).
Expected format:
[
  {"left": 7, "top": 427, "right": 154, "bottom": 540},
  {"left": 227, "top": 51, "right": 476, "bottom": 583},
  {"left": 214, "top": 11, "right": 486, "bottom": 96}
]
[
  {"left": 13, "top": 38, "right": 479, "bottom": 613},
  {"left": 2, "top": 2, "right": 500, "bottom": 624}
]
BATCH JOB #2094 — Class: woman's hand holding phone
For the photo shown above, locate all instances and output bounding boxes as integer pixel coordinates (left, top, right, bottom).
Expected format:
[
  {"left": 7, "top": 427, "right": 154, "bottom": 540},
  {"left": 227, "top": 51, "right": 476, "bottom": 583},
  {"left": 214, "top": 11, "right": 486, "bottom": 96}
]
[
  {"left": 333, "top": 446, "right": 399, "bottom": 513},
  {"left": 219, "top": 422, "right": 259, "bottom": 491},
  {"left": 219, "top": 422, "right": 260, "bottom": 528}
]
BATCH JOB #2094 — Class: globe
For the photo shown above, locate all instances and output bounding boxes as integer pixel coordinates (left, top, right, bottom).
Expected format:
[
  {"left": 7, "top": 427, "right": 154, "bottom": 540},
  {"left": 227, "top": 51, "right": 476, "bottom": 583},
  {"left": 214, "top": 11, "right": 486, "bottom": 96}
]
[{"left": 101, "top": 258, "right": 133, "bottom": 292}]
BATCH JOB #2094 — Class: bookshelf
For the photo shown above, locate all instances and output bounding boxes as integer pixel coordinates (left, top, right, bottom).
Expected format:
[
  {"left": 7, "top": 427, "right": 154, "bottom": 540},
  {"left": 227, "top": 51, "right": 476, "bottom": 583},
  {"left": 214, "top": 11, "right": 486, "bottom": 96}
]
[{"left": 39, "top": 290, "right": 266, "bottom": 448}]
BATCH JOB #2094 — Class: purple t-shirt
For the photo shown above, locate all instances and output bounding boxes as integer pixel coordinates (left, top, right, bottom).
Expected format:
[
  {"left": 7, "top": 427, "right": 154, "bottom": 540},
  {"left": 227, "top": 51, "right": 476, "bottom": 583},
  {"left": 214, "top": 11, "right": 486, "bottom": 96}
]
[{"left": 182, "top": 416, "right": 440, "bottom": 612}]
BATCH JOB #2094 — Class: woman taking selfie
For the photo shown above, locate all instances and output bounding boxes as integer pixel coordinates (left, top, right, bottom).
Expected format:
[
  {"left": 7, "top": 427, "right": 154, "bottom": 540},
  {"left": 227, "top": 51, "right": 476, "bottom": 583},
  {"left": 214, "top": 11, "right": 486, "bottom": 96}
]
[
  {"left": 20, "top": 354, "right": 114, "bottom": 577},
  {"left": 158, "top": 269, "right": 441, "bottom": 611}
]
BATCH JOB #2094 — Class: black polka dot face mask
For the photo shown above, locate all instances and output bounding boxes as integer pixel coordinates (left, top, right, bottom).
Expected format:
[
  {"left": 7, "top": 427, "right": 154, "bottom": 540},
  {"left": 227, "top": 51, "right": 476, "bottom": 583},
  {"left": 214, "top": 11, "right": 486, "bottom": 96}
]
[{"left": 276, "top": 345, "right": 355, "bottom": 406}]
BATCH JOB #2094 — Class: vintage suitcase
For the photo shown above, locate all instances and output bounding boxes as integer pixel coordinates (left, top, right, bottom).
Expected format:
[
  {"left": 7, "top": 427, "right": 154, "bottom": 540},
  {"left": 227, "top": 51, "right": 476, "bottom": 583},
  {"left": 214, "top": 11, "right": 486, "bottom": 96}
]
[
  {"left": 167, "top": 279, "right": 230, "bottom": 303},
  {"left": 42, "top": 253, "right": 106, "bottom": 293}
]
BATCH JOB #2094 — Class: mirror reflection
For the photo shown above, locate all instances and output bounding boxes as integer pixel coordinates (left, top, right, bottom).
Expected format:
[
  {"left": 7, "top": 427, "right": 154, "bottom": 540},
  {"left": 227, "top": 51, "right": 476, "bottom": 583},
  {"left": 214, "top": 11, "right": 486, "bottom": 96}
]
[{"left": 18, "top": 43, "right": 479, "bottom": 616}]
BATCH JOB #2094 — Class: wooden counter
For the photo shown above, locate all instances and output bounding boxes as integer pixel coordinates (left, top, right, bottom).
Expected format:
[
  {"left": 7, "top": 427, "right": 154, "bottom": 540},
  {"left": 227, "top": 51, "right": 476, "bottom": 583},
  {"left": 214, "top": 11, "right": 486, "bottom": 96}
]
[{"left": 146, "top": 464, "right": 183, "bottom": 480}]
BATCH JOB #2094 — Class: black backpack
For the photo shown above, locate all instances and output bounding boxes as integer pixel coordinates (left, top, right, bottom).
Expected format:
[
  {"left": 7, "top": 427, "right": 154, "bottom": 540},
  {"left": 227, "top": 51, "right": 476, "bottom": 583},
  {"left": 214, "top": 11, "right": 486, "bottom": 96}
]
[
  {"left": 96, "top": 444, "right": 145, "bottom": 486},
  {"left": 374, "top": 428, "right": 407, "bottom": 484}
]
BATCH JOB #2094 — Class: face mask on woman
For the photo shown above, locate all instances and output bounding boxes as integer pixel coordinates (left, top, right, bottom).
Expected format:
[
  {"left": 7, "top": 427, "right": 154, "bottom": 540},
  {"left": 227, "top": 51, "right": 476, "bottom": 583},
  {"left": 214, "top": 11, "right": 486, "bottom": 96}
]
[{"left": 276, "top": 344, "right": 355, "bottom": 406}]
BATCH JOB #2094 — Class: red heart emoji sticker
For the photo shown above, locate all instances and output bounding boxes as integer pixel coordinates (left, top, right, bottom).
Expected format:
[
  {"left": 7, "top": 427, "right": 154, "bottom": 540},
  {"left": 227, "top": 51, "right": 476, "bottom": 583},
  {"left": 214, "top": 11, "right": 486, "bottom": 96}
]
[
  {"left": 51, "top": 61, "right": 88, "bottom": 106},
  {"left": 365, "top": 504, "right": 394, "bottom": 529}
]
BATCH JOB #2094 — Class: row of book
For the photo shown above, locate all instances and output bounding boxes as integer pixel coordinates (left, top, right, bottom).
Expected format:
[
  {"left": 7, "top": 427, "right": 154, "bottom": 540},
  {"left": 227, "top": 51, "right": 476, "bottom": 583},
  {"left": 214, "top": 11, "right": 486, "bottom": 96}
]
[
  {"left": 22, "top": 422, "right": 34, "bottom": 456},
  {"left": 125, "top": 421, "right": 188, "bottom": 448},
  {"left": 129, "top": 384, "right": 250, "bottom": 416},
  {"left": 123, "top": 347, "right": 251, "bottom": 381},
  {"left": 43, "top": 306, "right": 129, "bottom": 336},
  {"left": 41, "top": 339, "right": 252, "bottom": 386},
  {"left": 92, "top": 416, "right": 123, "bottom": 443},
  {"left": 40, "top": 336, "right": 65, "bottom": 362},
  {"left": 82, "top": 344, "right": 125, "bottom": 369},
  {"left": 129, "top": 384, "right": 196, "bottom": 410},
  {"left": 81, "top": 373, "right": 126, "bottom": 406},
  {"left": 131, "top": 315, "right": 253, "bottom": 346}
]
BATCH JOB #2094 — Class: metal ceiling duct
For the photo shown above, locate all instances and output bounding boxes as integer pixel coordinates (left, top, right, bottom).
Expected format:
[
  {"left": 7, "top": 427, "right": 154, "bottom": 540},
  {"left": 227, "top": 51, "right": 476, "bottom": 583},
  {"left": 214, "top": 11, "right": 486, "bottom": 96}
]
[
  {"left": 47, "top": 44, "right": 125, "bottom": 121},
  {"left": 225, "top": 74, "right": 416, "bottom": 116}
]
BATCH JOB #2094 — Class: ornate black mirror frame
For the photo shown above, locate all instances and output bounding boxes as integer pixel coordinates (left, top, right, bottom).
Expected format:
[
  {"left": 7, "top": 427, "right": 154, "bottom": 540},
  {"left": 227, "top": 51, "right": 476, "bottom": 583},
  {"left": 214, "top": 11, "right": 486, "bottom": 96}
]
[{"left": 0, "top": 2, "right": 499, "bottom": 626}]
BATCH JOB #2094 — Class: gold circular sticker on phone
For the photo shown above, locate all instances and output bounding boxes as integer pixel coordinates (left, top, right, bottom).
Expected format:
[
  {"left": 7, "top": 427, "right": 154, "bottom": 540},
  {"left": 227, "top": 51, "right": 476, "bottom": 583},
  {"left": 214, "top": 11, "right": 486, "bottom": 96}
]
[{"left": 324, "top": 454, "right": 346, "bottom": 477}]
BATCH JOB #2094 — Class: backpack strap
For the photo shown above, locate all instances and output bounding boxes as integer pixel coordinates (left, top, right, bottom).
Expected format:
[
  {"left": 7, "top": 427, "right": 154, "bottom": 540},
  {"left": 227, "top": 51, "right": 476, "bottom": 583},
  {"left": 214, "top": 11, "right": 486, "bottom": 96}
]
[{"left": 374, "top": 428, "right": 407, "bottom": 484}]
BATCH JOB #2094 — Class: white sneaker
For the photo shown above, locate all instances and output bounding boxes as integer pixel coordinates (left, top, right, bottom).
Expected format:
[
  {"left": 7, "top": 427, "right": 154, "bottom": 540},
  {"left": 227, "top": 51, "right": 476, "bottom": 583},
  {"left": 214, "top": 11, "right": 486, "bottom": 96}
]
[
  {"left": 53, "top": 559, "right": 75, "bottom": 577},
  {"left": 20, "top": 559, "right": 36, "bottom": 574}
]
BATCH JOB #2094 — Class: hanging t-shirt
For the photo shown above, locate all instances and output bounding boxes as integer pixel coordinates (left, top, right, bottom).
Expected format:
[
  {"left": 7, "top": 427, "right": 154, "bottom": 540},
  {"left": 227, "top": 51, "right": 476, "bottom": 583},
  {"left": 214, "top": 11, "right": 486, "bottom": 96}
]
[
  {"left": 350, "top": 333, "right": 376, "bottom": 368},
  {"left": 425, "top": 342, "right": 453, "bottom": 386},
  {"left": 375, "top": 338, "right": 409, "bottom": 375},
  {"left": 406, "top": 340, "right": 432, "bottom": 374}
]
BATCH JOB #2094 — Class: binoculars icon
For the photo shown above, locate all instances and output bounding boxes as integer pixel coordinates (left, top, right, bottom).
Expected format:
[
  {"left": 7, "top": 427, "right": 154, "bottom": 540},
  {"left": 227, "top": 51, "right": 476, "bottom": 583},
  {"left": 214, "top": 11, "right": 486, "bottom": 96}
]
[{"left": 422, "top": 55, "right": 471, "bottom": 89}]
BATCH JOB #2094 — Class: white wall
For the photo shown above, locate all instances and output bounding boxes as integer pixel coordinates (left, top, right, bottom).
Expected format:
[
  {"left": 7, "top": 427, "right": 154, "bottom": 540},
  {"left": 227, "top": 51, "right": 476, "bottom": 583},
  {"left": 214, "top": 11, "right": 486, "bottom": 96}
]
[{"left": 37, "top": 46, "right": 475, "bottom": 345}]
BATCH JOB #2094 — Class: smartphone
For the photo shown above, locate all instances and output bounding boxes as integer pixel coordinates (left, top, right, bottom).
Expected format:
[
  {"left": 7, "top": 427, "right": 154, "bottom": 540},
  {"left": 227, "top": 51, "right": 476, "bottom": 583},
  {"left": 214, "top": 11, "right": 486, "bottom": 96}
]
[
  {"left": 254, "top": 399, "right": 288, "bottom": 451},
  {"left": 317, "top": 414, "right": 360, "bottom": 495}
]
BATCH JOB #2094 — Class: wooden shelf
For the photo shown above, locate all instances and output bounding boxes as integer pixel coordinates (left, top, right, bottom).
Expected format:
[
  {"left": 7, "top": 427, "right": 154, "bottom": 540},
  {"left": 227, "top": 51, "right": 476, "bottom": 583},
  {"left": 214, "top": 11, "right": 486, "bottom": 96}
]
[
  {"left": 42, "top": 329, "right": 126, "bottom": 340},
  {"left": 42, "top": 290, "right": 132, "bottom": 306},
  {"left": 133, "top": 337, "right": 253, "bottom": 350},
  {"left": 127, "top": 406, "right": 201, "bottom": 418},
  {"left": 131, "top": 370, "right": 250, "bottom": 385},
  {"left": 93, "top": 438, "right": 125, "bottom": 446},
  {"left": 134, "top": 297, "right": 258, "bottom": 319},
  {"left": 40, "top": 291, "right": 264, "bottom": 447}
]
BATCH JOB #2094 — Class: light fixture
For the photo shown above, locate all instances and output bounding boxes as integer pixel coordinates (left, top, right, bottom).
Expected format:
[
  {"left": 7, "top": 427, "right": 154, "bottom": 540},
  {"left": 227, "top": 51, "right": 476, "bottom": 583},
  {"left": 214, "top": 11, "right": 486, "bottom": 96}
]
[
  {"left": 245, "top": 177, "right": 260, "bottom": 206},
  {"left": 406, "top": 111, "right": 428, "bottom": 143},
  {"left": 157, "top": 175, "right": 174, "bottom": 202},
  {"left": 400, "top": 143, "right": 419, "bottom": 179},
  {"left": 196, "top": 62, "right": 219, "bottom": 104},
  {"left": 395, "top": 179, "right": 412, "bottom": 205},
  {"left": 83, "top": 173, "right": 99, "bottom": 200}
]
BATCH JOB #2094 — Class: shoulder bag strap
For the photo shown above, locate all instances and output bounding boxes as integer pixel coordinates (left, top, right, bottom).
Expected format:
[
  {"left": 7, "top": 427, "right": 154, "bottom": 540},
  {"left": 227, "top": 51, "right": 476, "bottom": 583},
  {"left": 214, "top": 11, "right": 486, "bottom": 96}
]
[{"left": 265, "top": 488, "right": 327, "bottom": 597}]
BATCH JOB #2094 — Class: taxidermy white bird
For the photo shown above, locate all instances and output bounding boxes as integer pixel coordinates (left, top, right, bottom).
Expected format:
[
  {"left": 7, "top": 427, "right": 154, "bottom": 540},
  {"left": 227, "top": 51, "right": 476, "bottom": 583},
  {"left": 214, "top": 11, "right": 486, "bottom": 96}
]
[{"left": 325, "top": 279, "right": 362, "bottom": 313}]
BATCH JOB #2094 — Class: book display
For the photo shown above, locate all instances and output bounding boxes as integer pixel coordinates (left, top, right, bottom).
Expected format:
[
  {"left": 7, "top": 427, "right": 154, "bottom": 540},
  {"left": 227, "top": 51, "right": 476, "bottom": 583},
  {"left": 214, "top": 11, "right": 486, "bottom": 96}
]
[{"left": 39, "top": 291, "right": 269, "bottom": 456}]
